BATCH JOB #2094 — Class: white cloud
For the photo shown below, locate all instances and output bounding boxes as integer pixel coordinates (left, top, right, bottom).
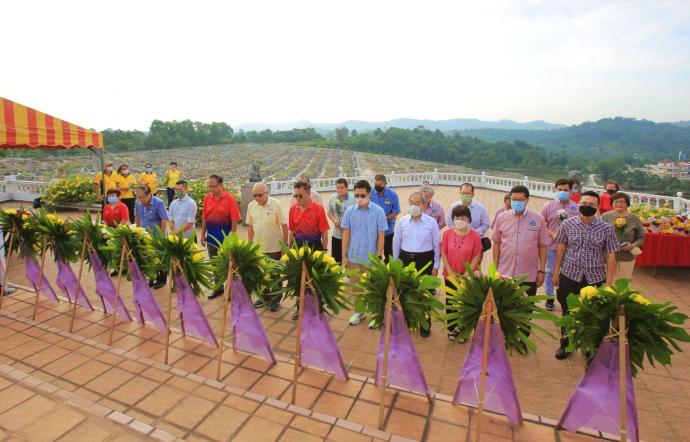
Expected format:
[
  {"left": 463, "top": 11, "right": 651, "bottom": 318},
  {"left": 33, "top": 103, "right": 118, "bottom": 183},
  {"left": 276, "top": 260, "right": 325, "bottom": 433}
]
[{"left": 1, "top": 0, "right": 689, "bottom": 130}]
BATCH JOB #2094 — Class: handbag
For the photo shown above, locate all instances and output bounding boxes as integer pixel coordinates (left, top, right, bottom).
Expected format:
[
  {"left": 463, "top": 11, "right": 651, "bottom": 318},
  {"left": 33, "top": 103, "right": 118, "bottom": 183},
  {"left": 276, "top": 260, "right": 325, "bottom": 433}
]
[{"left": 481, "top": 237, "right": 492, "bottom": 252}]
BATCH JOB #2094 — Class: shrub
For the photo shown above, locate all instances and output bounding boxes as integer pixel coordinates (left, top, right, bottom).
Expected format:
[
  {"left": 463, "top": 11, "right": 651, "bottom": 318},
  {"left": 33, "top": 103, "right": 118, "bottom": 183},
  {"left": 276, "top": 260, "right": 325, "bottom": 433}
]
[{"left": 41, "top": 176, "right": 96, "bottom": 208}]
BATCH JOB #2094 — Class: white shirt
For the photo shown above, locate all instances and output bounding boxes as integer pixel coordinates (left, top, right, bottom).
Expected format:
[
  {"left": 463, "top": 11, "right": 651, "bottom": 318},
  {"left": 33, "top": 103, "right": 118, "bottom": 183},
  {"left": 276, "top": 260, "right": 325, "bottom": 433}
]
[
  {"left": 392, "top": 213, "right": 441, "bottom": 269},
  {"left": 445, "top": 200, "right": 491, "bottom": 237}
]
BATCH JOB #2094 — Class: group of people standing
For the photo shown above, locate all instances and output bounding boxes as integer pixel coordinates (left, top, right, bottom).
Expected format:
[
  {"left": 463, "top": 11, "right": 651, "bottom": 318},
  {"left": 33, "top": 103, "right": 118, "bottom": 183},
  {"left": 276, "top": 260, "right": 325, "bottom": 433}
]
[{"left": 94, "top": 162, "right": 644, "bottom": 360}]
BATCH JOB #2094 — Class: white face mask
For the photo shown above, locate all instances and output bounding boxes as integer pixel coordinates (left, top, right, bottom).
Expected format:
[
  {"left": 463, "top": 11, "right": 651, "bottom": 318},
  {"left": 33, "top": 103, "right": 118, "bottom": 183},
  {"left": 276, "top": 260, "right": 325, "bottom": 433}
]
[
  {"left": 408, "top": 205, "right": 422, "bottom": 217},
  {"left": 357, "top": 196, "right": 369, "bottom": 207},
  {"left": 454, "top": 219, "right": 468, "bottom": 229}
]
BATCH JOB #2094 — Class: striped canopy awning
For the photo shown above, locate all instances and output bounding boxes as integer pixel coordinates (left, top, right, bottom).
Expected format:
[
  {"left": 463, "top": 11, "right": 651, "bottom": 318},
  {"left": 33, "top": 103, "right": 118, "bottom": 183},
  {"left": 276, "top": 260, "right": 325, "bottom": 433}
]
[{"left": 0, "top": 97, "right": 103, "bottom": 149}]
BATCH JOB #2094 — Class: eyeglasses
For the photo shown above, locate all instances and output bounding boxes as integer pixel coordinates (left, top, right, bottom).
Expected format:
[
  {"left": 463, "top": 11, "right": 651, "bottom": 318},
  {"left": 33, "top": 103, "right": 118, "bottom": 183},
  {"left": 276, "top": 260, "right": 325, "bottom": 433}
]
[
  {"left": 252, "top": 192, "right": 266, "bottom": 198},
  {"left": 353, "top": 194, "right": 368, "bottom": 199},
  {"left": 293, "top": 194, "right": 304, "bottom": 199}
]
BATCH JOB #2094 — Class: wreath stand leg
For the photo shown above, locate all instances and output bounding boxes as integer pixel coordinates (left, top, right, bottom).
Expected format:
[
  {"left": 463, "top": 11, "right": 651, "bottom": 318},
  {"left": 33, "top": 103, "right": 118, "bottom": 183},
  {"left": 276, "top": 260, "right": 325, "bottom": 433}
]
[
  {"left": 618, "top": 305, "right": 627, "bottom": 442},
  {"left": 290, "top": 261, "right": 308, "bottom": 405},
  {"left": 216, "top": 252, "right": 236, "bottom": 381},
  {"left": 378, "top": 277, "right": 395, "bottom": 430},
  {"left": 108, "top": 242, "right": 128, "bottom": 345},
  {"left": 31, "top": 243, "right": 49, "bottom": 320},
  {"left": 474, "top": 288, "right": 499, "bottom": 442},
  {"left": 0, "top": 228, "right": 15, "bottom": 311},
  {"left": 164, "top": 258, "right": 176, "bottom": 365},
  {"left": 69, "top": 239, "right": 89, "bottom": 333}
]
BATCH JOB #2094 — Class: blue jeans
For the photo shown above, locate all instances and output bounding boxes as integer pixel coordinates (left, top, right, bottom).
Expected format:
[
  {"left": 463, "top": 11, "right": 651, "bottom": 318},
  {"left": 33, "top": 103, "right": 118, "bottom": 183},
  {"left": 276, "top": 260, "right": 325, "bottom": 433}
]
[{"left": 545, "top": 249, "right": 557, "bottom": 296}]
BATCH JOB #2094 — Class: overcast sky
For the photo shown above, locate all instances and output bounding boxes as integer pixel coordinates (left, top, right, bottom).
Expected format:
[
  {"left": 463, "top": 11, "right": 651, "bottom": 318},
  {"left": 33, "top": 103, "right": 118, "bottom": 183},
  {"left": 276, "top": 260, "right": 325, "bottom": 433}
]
[{"left": 2, "top": 0, "right": 690, "bottom": 131}]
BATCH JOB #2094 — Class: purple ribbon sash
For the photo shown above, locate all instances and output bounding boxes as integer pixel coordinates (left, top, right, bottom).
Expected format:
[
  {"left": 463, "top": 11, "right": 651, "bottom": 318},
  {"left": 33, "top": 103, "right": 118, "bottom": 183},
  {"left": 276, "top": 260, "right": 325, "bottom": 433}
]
[
  {"left": 558, "top": 340, "right": 639, "bottom": 442},
  {"left": 128, "top": 259, "right": 167, "bottom": 334},
  {"left": 24, "top": 255, "right": 59, "bottom": 302},
  {"left": 230, "top": 279, "right": 276, "bottom": 363},
  {"left": 175, "top": 272, "right": 218, "bottom": 348},
  {"left": 56, "top": 260, "right": 94, "bottom": 311},
  {"left": 453, "top": 321, "right": 522, "bottom": 426},
  {"left": 376, "top": 309, "right": 432, "bottom": 396},
  {"left": 89, "top": 251, "right": 132, "bottom": 322},
  {"left": 299, "top": 290, "right": 348, "bottom": 379}
]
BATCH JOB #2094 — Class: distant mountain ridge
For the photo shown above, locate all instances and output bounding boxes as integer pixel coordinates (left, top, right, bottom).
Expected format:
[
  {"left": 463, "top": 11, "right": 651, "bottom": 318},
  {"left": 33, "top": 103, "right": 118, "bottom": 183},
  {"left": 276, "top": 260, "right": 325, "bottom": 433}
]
[{"left": 236, "top": 118, "right": 565, "bottom": 133}]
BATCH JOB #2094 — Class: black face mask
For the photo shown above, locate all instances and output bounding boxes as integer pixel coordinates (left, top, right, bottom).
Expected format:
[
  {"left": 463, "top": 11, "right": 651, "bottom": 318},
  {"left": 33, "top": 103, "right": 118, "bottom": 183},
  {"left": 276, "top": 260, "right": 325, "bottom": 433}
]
[
  {"left": 606, "top": 189, "right": 616, "bottom": 195},
  {"left": 374, "top": 186, "right": 385, "bottom": 193},
  {"left": 579, "top": 205, "right": 597, "bottom": 217}
]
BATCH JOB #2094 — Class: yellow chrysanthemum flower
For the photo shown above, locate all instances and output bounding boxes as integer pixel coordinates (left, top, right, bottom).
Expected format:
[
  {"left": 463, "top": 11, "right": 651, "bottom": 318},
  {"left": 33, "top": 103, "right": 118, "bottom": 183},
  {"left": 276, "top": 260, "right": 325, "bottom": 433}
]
[
  {"left": 579, "top": 286, "right": 598, "bottom": 300},
  {"left": 312, "top": 250, "right": 324, "bottom": 260},
  {"left": 280, "top": 253, "right": 290, "bottom": 262},
  {"left": 630, "top": 294, "right": 651, "bottom": 305},
  {"left": 603, "top": 286, "right": 616, "bottom": 295},
  {"left": 4, "top": 209, "right": 17, "bottom": 215},
  {"left": 167, "top": 234, "right": 177, "bottom": 242},
  {"left": 192, "top": 252, "right": 204, "bottom": 262}
]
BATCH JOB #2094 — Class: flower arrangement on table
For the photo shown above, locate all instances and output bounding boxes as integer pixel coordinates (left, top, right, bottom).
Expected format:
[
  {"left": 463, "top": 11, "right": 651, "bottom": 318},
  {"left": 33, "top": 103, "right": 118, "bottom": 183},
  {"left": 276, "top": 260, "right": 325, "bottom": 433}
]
[
  {"left": 444, "top": 263, "right": 556, "bottom": 354},
  {"left": 32, "top": 211, "right": 79, "bottom": 263},
  {"left": 558, "top": 280, "right": 690, "bottom": 376},
  {"left": 0, "top": 208, "right": 36, "bottom": 257},
  {"left": 146, "top": 231, "right": 213, "bottom": 295},
  {"left": 355, "top": 256, "right": 442, "bottom": 333},
  {"left": 212, "top": 233, "right": 273, "bottom": 298},
  {"left": 275, "top": 243, "right": 349, "bottom": 315},
  {"left": 630, "top": 204, "right": 689, "bottom": 235}
]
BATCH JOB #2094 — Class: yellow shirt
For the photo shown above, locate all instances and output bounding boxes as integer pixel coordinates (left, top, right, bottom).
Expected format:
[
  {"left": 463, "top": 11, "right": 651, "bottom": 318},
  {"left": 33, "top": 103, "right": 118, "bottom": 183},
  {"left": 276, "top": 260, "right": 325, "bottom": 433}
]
[
  {"left": 245, "top": 197, "right": 286, "bottom": 254},
  {"left": 165, "top": 169, "right": 182, "bottom": 188},
  {"left": 117, "top": 174, "right": 138, "bottom": 199},
  {"left": 139, "top": 172, "right": 158, "bottom": 195},
  {"left": 93, "top": 172, "right": 119, "bottom": 195}
]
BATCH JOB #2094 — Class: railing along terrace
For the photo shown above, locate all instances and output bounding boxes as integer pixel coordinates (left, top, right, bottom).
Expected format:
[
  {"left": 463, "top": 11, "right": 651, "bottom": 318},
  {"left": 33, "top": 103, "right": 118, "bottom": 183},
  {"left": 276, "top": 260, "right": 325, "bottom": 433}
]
[{"left": 1, "top": 172, "right": 688, "bottom": 214}]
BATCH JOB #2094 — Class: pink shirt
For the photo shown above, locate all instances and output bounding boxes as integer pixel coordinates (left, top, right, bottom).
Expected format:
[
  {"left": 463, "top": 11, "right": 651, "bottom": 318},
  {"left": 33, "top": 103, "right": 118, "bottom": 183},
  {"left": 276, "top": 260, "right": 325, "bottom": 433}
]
[
  {"left": 424, "top": 200, "right": 446, "bottom": 229},
  {"left": 491, "top": 206, "right": 509, "bottom": 230},
  {"left": 539, "top": 199, "right": 579, "bottom": 250},
  {"left": 491, "top": 209, "right": 550, "bottom": 282},
  {"left": 441, "top": 228, "right": 482, "bottom": 277}
]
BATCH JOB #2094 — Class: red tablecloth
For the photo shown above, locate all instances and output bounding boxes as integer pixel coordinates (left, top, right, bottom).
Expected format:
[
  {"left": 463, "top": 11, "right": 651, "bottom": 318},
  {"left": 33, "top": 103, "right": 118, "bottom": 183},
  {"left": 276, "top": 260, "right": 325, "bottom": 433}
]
[{"left": 636, "top": 232, "right": 690, "bottom": 267}]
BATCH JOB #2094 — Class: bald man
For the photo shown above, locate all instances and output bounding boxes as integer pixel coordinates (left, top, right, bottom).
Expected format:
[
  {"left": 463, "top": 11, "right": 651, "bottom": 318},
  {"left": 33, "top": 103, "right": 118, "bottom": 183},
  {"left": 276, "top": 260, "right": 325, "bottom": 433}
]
[{"left": 246, "top": 182, "right": 288, "bottom": 311}]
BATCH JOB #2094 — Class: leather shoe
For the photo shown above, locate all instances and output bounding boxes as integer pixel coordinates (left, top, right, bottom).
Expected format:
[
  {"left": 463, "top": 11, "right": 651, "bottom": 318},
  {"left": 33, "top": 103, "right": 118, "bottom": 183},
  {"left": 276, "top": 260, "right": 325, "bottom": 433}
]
[
  {"left": 269, "top": 302, "right": 280, "bottom": 312},
  {"left": 253, "top": 299, "right": 264, "bottom": 308},
  {"left": 555, "top": 338, "right": 569, "bottom": 360},
  {"left": 420, "top": 328, "right": 431, "bottom": 338},
  {"left": 208, "top": 289, "right": 224, "bottom": 299},
  {"left": 292, "top": 310, "right": 299, "bottom": 321}
]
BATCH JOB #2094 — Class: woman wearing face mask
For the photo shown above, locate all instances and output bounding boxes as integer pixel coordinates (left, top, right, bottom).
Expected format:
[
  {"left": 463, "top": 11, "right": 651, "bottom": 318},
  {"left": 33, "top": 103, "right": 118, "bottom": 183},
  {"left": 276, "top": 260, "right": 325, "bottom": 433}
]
[
  {"left": 139, "top": 163, "right": 158, "bottom": 197},
  {"left": 441, "top": 205, "right": 482, "bottom": 342},
  {"left": 116, "top": 164, "right": 138, "bottom": 223},
  {"left": 569, "top": 178, "right": 581, "bottom": 203},
  {"left": 102, "top": 189, "right": 129, "bottom": 228},
  {"left": 392, "top": 192, "right": 440, "bottom": 337}
]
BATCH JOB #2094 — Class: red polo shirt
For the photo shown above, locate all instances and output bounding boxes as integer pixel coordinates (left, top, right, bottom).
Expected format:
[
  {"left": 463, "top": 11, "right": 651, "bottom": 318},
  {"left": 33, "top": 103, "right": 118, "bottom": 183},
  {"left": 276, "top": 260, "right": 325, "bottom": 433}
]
[
  {"left": 289, "top": 201, "right": 329, "bottom": 242},
  {"left": 202, "top": 191, "right": 241, "bottom": 247},
  {"left": 103, "top": 202, "right": 129, "bottom": 227}
]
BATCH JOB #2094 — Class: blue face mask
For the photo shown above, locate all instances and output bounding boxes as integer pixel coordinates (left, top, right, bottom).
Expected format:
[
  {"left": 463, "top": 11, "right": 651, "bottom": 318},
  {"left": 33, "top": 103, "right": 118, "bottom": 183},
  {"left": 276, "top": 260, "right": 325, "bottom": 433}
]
[
  {"left": 572, "top": 187, "right": 579, "bottom": 193},
  {"left": 511, "top": 200, "right": 526, "bottom": 213},
  {"left": 556, "top": 191, "right": 570, "bottom": 202},
  {"left": 107, "top": 196, "right": 117, "bottom": 204}
]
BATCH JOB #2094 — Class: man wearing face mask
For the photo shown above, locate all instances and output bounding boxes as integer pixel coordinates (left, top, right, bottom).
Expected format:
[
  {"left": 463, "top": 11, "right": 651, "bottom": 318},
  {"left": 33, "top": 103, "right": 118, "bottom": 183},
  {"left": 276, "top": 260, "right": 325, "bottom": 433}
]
[
  {"left": 139, "top": 163, "right": 158, "bottom": 197},
  {"left": 342, "top": 180, "right": 389, "bottom": 326},
  {"left": 446, "top": 183, "right": 491, "bottom": 251},
  {"left": 392, "top": 191, "right": 440, "bottom": 337},
  {"left": 553, "top": 191, "right": 619, "bottom": 360},
  {"left": 492, "top": 186, "right": 549, "bottom": 301},
  {"left": 598, "top": 180, "right": 619, "bottom": 214},
  {"left": 169, "top": 180, "right": 197, "bottom": 238},
  {"left": 93, "top": 162, "right": 119, "bottom": 211},
  {"left": 540, "top": 179, "right": 580, "bottom": 310},
  {"left": 370, "top": 174, "right": 400, "bottom": 262}
]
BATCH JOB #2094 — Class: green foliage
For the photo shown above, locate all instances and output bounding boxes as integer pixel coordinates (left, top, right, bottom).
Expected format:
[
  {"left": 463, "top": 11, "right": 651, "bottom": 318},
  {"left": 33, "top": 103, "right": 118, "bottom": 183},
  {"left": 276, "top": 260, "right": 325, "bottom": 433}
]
[
  {"left": 355, "top": 256, "right": 442, "bottom": 333},
  {"left": 146, "top": 231, "right": 213, "bottom": 296},
  {"left": 103, "top": 120, "right": 234, "bottom": 151},
  {"left": 443, "top": 263, "right": 557, "bottom": 354},
  {"left": 71, "top": 213, "right": 112, "bottom": 269},
  {"left": 232, "top": 128, "right": 323, "bottom": 144},
  {"left": 102, "top": 224, "right": 156, "bottom": 280},
  {"left": 0, "top": 208, "right": 39, "bottom": 258},
  {"left": 32, "top": 210, "right": 79, "bottom": 263},
  {"left": 558, "top": 280, "right": 690, "bottom": 376},
  {"left": 212, "top": 233, "right": 273, "bottom": 299},
  {"left": 41, "top": 176, "right": 96, "bottom": 208},
  {"left": 275, "top": 243, "right": 349, "bottom": 315}
]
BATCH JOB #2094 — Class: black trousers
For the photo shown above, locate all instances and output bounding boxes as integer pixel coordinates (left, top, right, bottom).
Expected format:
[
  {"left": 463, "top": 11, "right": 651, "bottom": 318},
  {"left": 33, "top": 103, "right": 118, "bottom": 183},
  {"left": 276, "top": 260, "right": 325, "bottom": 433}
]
[
  {"left": 399, "top": 250, "right": 435, "bottom": 333},
  {"left": 331, "top": 237, "right": 342, "bottom": 264},
  {"left": 207, "top": 244, "right": 221, "bottom": 290},
  {"left": 383, "top": 234, "right": 394, "bottom": 263},
  {"left": 166, "top": 187, "right": 175, "bottom": 206},
  {"left": 121, "top": 198, "right": 135, "bottom": 224},
  {"left": 557, "top": 274, "right": 604, "bottom": 336},
  {"left": 294, "top": 238, "right": 323, "bottom": 251}
]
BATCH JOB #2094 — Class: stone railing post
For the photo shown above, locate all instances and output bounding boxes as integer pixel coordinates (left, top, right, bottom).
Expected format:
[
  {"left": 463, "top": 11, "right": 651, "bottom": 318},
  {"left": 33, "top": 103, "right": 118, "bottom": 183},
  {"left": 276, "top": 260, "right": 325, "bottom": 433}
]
[
  {"left": 433, "top": 168, "right": 439, "bottom": 186},
  {"left": 674, "top": 192, "right": 683, "bottom": 212},
  {"left": 480, "top": 171, "right": 487, "bottom": 188}
]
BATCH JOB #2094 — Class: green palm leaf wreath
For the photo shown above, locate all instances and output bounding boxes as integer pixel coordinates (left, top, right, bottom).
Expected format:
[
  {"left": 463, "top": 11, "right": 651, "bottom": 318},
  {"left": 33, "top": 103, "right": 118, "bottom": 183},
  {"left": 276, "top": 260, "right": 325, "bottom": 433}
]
[{"left": 212, "top": 233, "right": 273, "bottom": 299}]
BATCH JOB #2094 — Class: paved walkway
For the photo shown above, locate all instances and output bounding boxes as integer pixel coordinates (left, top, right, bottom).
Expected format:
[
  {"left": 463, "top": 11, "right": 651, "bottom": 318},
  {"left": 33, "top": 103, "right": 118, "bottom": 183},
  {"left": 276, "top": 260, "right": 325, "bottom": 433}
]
[{"left": 0, "top": 186, "right": 688, "bottom": 441}]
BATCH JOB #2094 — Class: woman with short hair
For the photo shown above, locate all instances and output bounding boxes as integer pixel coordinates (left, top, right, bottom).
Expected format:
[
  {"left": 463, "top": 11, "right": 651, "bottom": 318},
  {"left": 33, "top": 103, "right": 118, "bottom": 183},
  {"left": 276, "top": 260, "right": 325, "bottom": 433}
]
[{"left": 601, "top": 192, "right": 644, "bottom": 281}]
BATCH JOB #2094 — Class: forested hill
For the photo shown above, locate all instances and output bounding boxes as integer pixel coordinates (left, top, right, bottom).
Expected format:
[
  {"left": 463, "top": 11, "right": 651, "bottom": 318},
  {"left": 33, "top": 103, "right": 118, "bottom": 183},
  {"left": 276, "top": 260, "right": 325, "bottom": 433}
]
[{"left": 459, "top": 118, "right": 690, "bottom": 160}]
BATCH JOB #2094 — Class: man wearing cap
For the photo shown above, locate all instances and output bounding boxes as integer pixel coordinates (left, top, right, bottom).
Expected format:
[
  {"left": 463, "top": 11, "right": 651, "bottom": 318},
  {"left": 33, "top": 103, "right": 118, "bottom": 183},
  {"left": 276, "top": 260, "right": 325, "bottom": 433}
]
[{"left": 93, "top": 162, "right": 119, "bottom": 211}]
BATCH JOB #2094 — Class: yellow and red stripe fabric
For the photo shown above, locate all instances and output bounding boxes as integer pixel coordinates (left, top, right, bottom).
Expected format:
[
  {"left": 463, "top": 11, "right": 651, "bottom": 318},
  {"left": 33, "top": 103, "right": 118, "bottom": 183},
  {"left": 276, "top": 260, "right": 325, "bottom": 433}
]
[{"left": 0, "top": 97, "right": 103, "bottom": 149}]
